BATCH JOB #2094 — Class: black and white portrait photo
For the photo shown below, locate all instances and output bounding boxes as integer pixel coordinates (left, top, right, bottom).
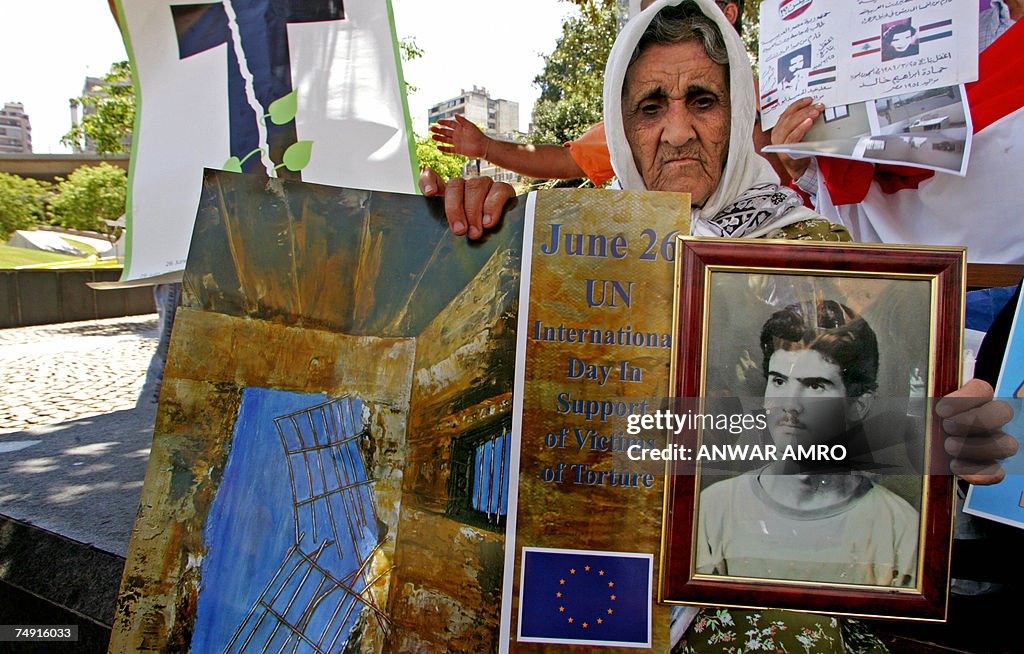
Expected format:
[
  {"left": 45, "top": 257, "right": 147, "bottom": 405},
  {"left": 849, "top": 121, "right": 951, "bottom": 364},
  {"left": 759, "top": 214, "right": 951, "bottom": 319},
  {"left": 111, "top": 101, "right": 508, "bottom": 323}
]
[
  {"left": 692, "top": 273, "right": 931, "bottom": 588},
  {"left": 881, "top": 18, "right": 920, "bottom": 61},
  {"left": 778, "top": 44, "right": 812, "bottom": 93}
]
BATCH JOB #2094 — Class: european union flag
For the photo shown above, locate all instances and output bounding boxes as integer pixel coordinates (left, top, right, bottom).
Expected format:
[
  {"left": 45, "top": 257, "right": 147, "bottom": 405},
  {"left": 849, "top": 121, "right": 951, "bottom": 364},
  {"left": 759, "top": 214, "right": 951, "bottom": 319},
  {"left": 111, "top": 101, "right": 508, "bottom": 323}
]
[{"left": 517, "top": 547, "right": 652, "bottom": 647}]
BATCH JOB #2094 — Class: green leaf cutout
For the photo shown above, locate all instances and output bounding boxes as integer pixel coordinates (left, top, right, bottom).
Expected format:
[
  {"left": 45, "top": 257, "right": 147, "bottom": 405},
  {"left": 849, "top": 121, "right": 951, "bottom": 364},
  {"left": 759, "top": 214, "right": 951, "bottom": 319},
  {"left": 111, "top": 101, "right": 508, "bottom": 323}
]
[
  {"left": 268, "top": 91, "right": 298, "bottom": 125},
  {"left": 223, "top": 156, "right": 243, "bottom": 173},
  {"left": 282, "top": 140, "right": 313, "bottom": 171}
]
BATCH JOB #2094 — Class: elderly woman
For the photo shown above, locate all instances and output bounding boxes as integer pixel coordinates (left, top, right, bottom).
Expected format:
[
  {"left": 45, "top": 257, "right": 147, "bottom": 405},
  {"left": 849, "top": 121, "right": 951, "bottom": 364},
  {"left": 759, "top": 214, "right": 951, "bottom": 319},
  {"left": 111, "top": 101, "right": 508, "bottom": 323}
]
[
  {"left": 421, "top": 0, "right": 1016, "bottom": 650},
  {"left": 420, "top": 0, "right": 1011, "bottom": 474}
]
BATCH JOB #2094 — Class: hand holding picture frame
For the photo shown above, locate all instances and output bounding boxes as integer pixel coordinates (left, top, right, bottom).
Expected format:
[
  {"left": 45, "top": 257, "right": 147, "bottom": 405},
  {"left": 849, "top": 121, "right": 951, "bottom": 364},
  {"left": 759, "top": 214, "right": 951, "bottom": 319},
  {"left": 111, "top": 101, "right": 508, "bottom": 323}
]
[{"left": 661, "top": 238, "right": 965, "bottom": 621}]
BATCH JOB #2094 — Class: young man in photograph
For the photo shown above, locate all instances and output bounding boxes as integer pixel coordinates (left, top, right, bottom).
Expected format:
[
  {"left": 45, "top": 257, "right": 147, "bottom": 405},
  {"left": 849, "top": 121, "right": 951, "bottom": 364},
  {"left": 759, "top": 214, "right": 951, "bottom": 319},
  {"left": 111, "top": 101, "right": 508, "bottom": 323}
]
[{"left": 696, "top": 299, "right": 919, "bottom": 587}]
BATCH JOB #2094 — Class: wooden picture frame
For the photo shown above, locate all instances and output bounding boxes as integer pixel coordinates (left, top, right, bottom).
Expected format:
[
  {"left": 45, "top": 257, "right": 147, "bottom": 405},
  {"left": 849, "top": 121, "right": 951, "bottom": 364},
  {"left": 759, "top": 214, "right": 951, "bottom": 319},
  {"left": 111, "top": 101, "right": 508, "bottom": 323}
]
[{"left": 661, "top": 237, "right": 965, "bottom": 622}]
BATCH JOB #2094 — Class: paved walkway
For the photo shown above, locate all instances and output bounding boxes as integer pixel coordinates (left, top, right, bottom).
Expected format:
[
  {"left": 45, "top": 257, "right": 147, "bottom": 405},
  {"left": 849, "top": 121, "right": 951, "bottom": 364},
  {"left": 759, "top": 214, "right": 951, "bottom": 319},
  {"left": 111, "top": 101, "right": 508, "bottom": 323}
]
[
  {"left": 0, "top": 314, "right": 160, "bottom": 559},
  {"left": 0, "top": 314, "right": 159, "bottom": 434}
]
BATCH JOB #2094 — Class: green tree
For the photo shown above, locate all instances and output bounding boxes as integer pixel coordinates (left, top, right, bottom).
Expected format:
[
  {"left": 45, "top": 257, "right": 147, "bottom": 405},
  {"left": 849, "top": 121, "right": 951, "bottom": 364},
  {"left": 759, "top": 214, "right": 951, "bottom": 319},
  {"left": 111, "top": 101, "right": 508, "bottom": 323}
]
[
  {"left": 742, "top": 8, "right": 760, "bottom": 73},
  {"left": 49, "top": 163, "right": 127, "bottom": 240},
  {"left": 0, "top": 173, "right": 50, "bottom": 239},
  {"left": 415, "top": 133, "right": 468, "bottom": 181},
  {"left": 529, "top": 0, "right": 617, "bottom": 146},
  {"left": 61, "top": 61, "right": 135, "bottom": 155},
  {"left": 528, "top": 95, "right": 604, "bottom": 149},
  {"left": 399, "top": 36, "right": 423, "bottom": 95}
]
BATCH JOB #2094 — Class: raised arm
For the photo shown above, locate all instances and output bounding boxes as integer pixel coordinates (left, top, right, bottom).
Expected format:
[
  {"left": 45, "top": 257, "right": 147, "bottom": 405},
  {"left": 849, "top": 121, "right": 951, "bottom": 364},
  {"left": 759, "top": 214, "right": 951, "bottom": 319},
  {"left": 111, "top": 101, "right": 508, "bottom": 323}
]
[{"left": 431, "top": 115, "right": 586, "bottom": 180}]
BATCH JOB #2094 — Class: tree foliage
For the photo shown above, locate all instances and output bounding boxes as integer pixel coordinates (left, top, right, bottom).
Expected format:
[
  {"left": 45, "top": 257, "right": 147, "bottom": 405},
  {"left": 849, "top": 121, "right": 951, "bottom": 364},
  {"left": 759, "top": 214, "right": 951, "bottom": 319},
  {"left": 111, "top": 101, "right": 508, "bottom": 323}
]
[
  {"left": 529, "top": 0, "right": 618, "bottom": 146},
  {"left": 529, "top": 95, "right": 604, "bottom": 148},
  {"left": 0, "top": 173, "right": 50, "bottom": 240},
  {"left": 61, "top": 61, "right": 135, "bottom": 155},
  {"left": 399, "top": 36, "right": 424, "bottom": 95},
  {"left": 742, "top": 10, "right": 761, "bottom": 74},
  {"left": 48, "top": 164, "right": 127, "bottom": 239},
  {"left": 414, "top": 134, "right": 468, "bottom": 181}
]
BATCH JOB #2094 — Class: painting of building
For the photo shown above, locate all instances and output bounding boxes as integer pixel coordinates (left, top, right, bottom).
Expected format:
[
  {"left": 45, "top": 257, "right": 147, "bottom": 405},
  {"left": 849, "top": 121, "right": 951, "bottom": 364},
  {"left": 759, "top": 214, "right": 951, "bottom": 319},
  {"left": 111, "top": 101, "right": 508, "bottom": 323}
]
[{"left": 110, "top": 170, "right": 524, "bottom": 652}]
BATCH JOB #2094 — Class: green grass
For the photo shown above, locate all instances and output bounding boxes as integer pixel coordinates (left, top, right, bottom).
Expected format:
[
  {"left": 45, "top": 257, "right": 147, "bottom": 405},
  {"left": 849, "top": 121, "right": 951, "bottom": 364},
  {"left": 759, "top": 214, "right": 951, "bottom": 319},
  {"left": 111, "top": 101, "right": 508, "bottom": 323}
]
[{"left": 0, "top": 243, "right": 81, "bottom": 268}]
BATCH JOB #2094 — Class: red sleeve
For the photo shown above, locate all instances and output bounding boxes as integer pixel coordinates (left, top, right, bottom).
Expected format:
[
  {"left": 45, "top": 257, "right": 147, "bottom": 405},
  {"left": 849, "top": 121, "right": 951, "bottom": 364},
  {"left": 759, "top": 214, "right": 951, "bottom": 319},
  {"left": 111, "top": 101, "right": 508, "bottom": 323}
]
[
  {"left": 818, "top": 159, "right": 934, "bottom": 206},
  {"left": 787, "top": 182, "right": 815, "bottom": 209}
]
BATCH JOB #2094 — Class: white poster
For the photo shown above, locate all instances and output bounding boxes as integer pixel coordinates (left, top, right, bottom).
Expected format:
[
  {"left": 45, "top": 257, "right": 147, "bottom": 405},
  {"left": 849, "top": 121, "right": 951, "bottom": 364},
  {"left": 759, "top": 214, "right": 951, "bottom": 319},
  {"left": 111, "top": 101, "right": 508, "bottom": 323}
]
[
  {"left": 115, "top": 0, "right": 417, "bottom": 281},
  {"left": 759, "top": 0, "right": 980, "bottom": 129},
  {"left": 763, "top": 84, "right": 974, "bottom": 176}
]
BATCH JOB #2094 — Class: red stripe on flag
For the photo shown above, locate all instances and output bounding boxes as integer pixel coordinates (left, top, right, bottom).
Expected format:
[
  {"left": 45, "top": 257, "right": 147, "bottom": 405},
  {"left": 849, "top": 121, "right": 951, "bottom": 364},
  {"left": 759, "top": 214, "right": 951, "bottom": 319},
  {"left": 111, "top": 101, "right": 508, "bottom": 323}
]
[
  {"left": 852, "top": 36, "right": 881, "bottom": 46},
  {"left": 853, "top": 48, "right": 881, "bottom": 57}
]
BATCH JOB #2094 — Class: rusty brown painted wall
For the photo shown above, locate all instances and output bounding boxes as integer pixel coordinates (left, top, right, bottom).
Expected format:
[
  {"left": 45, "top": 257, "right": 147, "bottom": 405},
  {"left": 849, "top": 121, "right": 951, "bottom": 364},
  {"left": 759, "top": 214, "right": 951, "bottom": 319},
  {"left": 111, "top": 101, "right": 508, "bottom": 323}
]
[{"left": 385, "top": 244, "right": 521, "bottom": 653}]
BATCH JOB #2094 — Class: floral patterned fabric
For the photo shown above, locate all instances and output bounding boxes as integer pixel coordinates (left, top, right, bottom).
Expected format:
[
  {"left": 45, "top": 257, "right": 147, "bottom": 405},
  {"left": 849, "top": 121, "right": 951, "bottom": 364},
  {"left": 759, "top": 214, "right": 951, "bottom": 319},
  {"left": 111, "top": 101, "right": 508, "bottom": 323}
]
[
  {"left": 768, "top": 218, "right": 851, "bottom": 242},
  {"left": 674, "top": 608, "right": 888, "bottom": 654},
  {"left": 699, "top": 183, "right": 818, "bottom": 239}
]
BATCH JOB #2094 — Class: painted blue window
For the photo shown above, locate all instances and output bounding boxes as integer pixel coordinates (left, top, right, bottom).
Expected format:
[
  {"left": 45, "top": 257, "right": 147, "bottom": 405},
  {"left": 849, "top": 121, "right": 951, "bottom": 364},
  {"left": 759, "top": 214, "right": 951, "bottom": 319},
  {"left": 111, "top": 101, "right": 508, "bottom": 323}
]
[{"left": 470, "top": 431, "right": 511, "bottom": 518}]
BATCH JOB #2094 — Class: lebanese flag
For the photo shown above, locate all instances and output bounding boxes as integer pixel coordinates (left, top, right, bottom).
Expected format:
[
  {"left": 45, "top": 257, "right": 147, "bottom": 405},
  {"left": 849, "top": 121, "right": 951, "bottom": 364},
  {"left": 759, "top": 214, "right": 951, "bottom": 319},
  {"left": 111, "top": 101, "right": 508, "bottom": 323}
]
[{"left": 815, "top": 19, "right": 1024, "bottom": 264}]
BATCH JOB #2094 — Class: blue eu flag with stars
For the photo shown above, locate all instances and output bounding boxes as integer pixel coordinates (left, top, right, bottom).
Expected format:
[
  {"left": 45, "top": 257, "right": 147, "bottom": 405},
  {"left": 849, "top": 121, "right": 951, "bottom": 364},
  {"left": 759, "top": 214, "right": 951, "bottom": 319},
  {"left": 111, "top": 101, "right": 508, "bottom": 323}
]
[{"left": 518, "top": 547, "right": 652, "bottom": 646}]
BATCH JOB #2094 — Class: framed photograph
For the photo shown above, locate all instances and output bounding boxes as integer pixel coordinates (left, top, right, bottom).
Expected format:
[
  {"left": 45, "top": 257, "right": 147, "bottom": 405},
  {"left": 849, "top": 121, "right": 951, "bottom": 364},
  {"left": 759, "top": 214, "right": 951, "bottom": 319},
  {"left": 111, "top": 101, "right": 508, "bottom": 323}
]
[{"left": 661, "top": 237, "right": 965, "bottom": 621}]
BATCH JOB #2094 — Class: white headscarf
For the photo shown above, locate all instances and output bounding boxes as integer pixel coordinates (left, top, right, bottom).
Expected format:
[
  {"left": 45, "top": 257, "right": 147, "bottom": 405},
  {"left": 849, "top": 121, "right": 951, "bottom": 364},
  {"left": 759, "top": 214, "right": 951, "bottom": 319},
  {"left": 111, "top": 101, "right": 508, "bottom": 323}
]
[{"left": 604, "top": 0, "right": 819, "bottom": 237}]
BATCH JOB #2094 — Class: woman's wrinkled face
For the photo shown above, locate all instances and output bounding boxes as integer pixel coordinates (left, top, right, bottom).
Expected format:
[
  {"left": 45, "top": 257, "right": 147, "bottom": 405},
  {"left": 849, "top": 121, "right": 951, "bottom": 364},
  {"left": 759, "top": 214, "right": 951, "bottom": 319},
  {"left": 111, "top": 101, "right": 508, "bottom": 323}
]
[{"left": 622, "top": 40, "right": 730, "bottom": 205}]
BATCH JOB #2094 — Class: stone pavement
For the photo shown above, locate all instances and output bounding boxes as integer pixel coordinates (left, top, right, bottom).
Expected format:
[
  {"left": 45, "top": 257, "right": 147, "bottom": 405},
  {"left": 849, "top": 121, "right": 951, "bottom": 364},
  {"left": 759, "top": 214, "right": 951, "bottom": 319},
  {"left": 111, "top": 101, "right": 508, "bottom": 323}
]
[
  {"left": 0, "top": 312, "right": 161, "bottom": 553},
  {"left": 0, "top": 403, "right": 157, "bottom": 556},
  {"left": 0, "top": 315, "right": 162, "bottom": 646},
  {"left": 0, "top": 314, "right": 159, "bottom": 434}
]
